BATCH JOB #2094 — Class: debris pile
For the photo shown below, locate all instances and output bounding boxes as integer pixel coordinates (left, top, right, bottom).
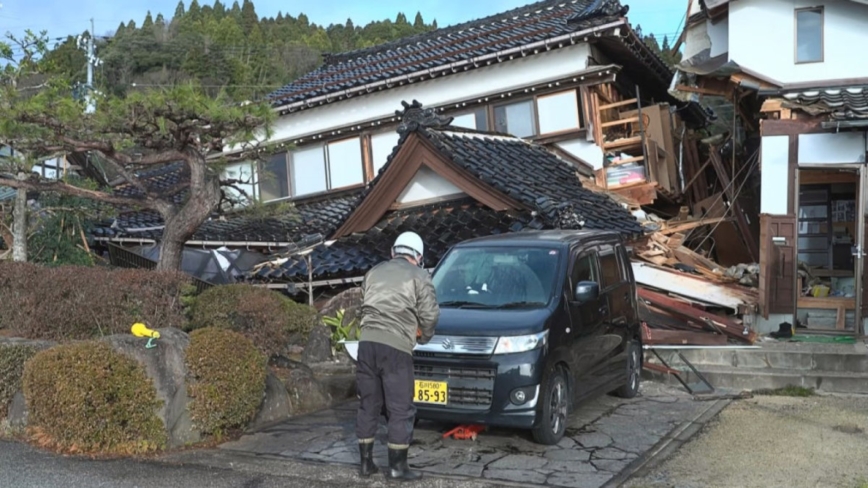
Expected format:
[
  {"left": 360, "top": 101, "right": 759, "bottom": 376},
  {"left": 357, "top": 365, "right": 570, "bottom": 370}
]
[{"left": 631, "top": 213, "right": 759, "bottom": 347}]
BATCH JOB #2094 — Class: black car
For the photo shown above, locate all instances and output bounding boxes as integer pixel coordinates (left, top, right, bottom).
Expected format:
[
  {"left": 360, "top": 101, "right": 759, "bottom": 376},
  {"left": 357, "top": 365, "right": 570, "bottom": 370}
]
[{"left": 413, "top": 230, "right": 642, "bottom": 445}]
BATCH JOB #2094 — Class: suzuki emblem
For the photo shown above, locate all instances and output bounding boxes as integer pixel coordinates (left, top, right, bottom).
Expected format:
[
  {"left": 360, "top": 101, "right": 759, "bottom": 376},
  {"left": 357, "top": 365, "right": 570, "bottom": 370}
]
[{"left": 441, "top": 338, "right": 454, "bottom": 350}]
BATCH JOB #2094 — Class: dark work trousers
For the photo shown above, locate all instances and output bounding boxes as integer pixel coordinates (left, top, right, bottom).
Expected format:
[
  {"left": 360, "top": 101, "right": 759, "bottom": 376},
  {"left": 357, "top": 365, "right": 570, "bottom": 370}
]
[{"left": 356, "top": 340, "right": 416, "bottom": 448}]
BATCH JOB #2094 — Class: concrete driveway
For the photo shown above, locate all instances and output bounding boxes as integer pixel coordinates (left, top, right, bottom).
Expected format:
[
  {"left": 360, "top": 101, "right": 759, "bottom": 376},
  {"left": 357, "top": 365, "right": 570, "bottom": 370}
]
[{"left": 217, "top": 382, "right": 725, "bottom": 488}]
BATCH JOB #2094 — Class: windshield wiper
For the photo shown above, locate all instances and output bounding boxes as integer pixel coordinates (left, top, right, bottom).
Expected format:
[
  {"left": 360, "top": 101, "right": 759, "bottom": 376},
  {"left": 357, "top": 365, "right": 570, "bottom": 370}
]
[
  {"left": 438, "top": 300, "right": 491, "bottom": 309},
  {"left": 493, "top": 301, "right": 546, "bottom": 309}
]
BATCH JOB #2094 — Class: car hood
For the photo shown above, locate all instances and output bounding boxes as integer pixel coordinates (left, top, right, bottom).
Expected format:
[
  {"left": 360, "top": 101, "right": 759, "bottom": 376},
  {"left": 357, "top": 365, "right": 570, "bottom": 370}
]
[{"left": 433, "top": 306, "right": 551, "bottom": 337}]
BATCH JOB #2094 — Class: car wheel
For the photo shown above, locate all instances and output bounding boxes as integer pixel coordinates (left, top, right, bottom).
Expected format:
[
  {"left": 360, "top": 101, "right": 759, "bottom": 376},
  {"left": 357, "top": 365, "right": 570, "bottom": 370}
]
[
  {"left": 616, "top": 340, "right": 641, "bottom": 398},
  {"left": 532, "top": 366, "right": 568, "bottom": 445}
]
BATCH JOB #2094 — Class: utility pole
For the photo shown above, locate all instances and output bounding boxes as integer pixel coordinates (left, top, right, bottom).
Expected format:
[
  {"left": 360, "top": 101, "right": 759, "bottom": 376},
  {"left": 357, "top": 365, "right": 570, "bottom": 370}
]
[{"left": 85, "top": 18, "right": 95, "bottom": 114}]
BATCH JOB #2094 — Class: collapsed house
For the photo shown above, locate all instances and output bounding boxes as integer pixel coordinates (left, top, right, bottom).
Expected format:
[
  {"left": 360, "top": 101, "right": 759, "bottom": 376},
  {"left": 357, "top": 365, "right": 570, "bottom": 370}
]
[{"left": 84, "top": 0, "right": 773, "bottom": 345}]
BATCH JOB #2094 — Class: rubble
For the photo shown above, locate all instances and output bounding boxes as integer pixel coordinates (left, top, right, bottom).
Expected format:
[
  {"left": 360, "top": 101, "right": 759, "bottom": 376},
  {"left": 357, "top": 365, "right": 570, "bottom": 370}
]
[{"left": 631, "top": 211, "right": 759, "bottom": 346}]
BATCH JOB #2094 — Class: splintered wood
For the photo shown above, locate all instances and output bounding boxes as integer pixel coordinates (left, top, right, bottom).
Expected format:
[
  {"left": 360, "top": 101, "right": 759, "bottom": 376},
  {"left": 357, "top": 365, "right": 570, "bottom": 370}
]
[{"left": 633, "top": 228, "right": 759, "bottom": 346}]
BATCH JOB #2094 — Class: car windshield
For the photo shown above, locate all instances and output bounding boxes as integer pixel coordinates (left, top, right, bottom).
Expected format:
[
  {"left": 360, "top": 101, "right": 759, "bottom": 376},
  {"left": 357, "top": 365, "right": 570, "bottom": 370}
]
[{"left": 432, "top": 246, "right": 560, "bottom": 309}]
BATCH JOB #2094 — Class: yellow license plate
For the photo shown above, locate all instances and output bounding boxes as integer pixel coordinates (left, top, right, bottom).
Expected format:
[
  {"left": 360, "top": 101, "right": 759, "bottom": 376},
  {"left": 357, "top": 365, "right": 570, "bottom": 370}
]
[{"left": 414, "top": 380, "right": 448, "bottom": 404}]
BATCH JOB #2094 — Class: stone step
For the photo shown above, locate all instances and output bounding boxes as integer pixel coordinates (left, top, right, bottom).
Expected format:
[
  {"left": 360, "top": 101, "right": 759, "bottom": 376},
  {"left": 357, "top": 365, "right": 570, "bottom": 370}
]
[
  {"left": 645, "top": 365, "right": 868, "bottom": 395},
  {"left": 652, "top": 348, "right": 868, "bottom": 373}
]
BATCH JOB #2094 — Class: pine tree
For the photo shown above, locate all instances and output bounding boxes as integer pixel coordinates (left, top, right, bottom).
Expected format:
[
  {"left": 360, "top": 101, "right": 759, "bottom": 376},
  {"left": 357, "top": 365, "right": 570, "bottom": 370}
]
[
  {"left": 230, "top": 0, "right": 242, "bottom": 18},
  {"left": 188, "top": 0, "right": 202, "bottom": 21},
  {"left": 115, "top": 22, "right": 127, "bottom": 37},
  {"left": 143, "top": 11, "right": 154, "bottom": 28},
  {"left": 173, "top": 1, "right": 185, "bottom": 20},
  {"left": 241, "top": 0, "right": 258, "bottom": 34},
  {"left": 126, "top": 20, "right": 137, "bottom": 30},
  {"left": 413, "top": 12, "right": 424, "bottom": 29},
  {"left": 396, "top": 13, "right": 408, "bottom": 25},
  {"left": 214, "top": 0, "right": 226, "bottom": 18},
  {"left": 155, "top": 13, "right": 166, "bottom": 26}
]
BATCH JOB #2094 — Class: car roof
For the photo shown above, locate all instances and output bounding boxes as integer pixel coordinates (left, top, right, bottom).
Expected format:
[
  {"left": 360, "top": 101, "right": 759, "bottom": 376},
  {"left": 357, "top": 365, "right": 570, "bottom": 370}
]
[{"left": 453, "top": 230, "right": 622, "bottom": 248}]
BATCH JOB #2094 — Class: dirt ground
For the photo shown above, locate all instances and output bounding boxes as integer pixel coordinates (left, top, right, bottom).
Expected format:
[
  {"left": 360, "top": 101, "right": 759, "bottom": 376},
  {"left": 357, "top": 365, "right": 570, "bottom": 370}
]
[{"left": 625, "top": 393, "right": 868, "bottom": 488}]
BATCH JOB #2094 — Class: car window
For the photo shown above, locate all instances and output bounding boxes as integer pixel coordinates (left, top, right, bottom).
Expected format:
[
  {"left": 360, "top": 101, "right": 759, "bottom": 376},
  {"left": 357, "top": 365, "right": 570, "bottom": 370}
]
[
  {"left": 598, "top": 245, "right": 620, "bottom": 289},
  {"left": 571, "top": 252, "right": 598, "bottom": 286},
  {"left": 432, "top": 246, "right": 560, "bottom": 307},
  {"left": 615, "top": 244, "right": 630, "bottom": 281}
]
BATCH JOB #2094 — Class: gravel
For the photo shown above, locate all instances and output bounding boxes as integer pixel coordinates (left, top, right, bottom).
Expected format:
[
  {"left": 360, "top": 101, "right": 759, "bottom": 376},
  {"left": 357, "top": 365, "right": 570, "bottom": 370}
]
[{"left": 625, "top": 394, "right": 868, "bottom": 488}]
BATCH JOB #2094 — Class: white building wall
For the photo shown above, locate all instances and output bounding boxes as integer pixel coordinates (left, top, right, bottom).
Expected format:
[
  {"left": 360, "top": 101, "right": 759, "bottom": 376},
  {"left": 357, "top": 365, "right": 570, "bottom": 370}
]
[
  {"left": 396, "top": 166, "right": 465, "bottom": 204},
  {"left": 760, "top": 135, "right": 790, "bottom": 214},
  {"left": 263, "top": 43, "right": 593, "bottom": 145},
  {"left": 729, "top": 0, "right": 868, "bottom": 84}
]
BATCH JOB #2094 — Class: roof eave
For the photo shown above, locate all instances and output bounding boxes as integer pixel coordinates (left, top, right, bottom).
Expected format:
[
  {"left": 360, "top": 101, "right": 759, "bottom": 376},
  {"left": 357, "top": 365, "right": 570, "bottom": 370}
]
[{"left": 270, "top": 19, "right": 629, "bottom": 113}]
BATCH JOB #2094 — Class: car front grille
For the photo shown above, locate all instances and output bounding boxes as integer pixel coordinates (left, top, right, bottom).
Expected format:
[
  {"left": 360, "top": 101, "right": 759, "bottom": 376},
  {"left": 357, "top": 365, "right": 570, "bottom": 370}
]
[
  {"left": 414, "top": 335, "right": 498, "bottom": 357},
  {"left": 414, "top": 364, "right": 495, "bottom": 409}
]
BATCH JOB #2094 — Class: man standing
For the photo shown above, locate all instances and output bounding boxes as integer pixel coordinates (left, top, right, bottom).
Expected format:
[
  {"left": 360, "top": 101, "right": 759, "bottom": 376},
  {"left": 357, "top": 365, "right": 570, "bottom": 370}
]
[{"left": 356, "top": 231, "right": 440, "bottom": 481}]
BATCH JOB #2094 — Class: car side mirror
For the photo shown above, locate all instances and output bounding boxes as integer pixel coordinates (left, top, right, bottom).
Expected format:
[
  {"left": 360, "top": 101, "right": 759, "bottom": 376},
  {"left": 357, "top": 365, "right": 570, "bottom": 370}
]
[{"left": 574, "top": 281, "right": 599, "bottom": 304}]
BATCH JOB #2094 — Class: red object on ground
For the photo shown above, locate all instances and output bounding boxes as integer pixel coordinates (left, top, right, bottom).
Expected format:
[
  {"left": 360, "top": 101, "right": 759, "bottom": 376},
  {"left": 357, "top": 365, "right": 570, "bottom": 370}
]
[{"left": 442, "top": 424, "right": 485, "bottom": 440}]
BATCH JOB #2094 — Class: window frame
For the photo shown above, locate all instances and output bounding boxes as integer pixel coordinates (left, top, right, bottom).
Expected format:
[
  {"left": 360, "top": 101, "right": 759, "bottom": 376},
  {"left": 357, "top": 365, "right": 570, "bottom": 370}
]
[
  {"left": 569, "top": 250, "right": 600, "bottom": 293},
  {"left": 597, "top": 244, "right": 622, "bottom": 291},
  {"left": 534, "top": 89, "right": 583, "bottom": 136},
  {"left": 492, "top": 97, "right": 538, "bottom": 138},
  {"left": 258, "top": 152, "right": 291, "bottom": 202},
  {"left": 794, "top": 6, "right": 824, "bottom": 65},
  {"left": 325, "top": 136, "right": 366, "bottom": 191}
]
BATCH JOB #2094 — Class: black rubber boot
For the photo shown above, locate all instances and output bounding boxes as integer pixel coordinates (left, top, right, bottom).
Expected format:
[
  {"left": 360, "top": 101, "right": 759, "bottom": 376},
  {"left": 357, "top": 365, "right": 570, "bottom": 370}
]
[
  {"left": 385, "top": 447, "right": 422, "bottom": 482},
  {"left": 359, "top": 443, "right": 378, "bottom": 478}
]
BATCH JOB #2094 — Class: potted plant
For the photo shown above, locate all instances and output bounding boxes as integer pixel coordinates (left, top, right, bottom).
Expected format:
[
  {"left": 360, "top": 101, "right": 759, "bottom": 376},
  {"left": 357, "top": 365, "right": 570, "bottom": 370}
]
[{"left": 322, "top": 309, "right": 360, "bottom": 364}]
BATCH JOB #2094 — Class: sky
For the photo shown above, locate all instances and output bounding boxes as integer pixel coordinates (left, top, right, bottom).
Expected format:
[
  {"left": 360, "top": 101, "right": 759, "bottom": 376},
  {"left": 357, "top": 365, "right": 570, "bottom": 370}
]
[{"left": 1, "top": 0, "right": 688, "bottom": 45}]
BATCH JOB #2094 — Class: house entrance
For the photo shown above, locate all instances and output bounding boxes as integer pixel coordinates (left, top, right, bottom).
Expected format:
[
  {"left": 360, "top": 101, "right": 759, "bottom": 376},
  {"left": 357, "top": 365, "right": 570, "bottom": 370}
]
[{"left": 795, "top": 167, "right": 864, "bottom": 334}]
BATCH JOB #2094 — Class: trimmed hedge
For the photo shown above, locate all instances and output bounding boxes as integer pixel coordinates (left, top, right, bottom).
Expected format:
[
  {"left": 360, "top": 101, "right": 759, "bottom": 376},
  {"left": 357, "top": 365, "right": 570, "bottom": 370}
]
[
  {"left": 186, "top": 328, "right": 267, "bottom": 437},
  {"left": 0, "top": 344, "right": 38, "bottom": 418},
  {"left": 0, "top": 262, "right": 191, "bottom": 341},
  {"left": 187, "top": 284, "right": 318, "bottom": 358},
  {"left": 22, "top": 341, "right": 166, "bottom": 455}
]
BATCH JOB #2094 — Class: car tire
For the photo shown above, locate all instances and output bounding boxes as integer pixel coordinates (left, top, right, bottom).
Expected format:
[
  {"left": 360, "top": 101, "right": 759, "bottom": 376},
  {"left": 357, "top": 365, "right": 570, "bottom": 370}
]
[
  {"left": 616, "top": 339, "right": 641, "bottom": 399},
  {"left": 532, "top": 365, "right": 569, "bottom": 445}
]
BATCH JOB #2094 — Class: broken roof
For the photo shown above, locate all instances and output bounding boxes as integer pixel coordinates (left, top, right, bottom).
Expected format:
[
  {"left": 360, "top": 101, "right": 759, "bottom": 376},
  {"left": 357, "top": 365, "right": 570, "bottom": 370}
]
[
  {"left": 780, "top": 86, "right": 868, "bottom": 120},
  {"left": 95, "top": 100, "right": 644, "bottom": 284}
]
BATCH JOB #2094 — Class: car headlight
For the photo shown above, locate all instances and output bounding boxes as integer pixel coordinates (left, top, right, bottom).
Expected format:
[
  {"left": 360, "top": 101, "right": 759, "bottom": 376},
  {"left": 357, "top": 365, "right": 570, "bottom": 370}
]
[{"left": 494, "top": 331, "right": 548, "bottom": 355}]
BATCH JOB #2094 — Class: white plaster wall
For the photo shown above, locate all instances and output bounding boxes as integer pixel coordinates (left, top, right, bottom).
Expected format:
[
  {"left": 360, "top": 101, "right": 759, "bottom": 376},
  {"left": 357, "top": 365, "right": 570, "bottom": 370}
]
[
  {"left": 761, "top": 135, "right": 790, "bottom": 214},
  {"left": 266, "top": 43, "right": 592, "bottom": 144},
  {"left": 708, "top": 17, "right": 729, "bottom": 57},
  {"left": 396, "top": 166, "right": 465, "bottom": 204},
  {"left": 729, "top": 0, "right": 868, "bottom": 84},
  {"left": 556, "top": 138, "right": 605, "bottom": 170},
  {"left": 683, "top": 22, "right": 711, "bottom": 61},
  {"left": 798, "top": 132, "right": 866, "bottom": 164}
]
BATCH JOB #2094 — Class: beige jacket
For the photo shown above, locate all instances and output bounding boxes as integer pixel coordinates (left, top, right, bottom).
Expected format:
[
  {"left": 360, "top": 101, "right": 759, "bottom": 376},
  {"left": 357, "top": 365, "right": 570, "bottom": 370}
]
[{"left": 358, "top": 257, "right": 440, "bottom": 355}]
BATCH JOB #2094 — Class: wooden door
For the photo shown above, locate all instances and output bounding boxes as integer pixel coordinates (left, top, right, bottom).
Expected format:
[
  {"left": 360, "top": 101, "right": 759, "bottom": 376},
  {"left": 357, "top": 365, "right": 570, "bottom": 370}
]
[{"left": 759, "top": 214, "right": 797, "bottom": 319}]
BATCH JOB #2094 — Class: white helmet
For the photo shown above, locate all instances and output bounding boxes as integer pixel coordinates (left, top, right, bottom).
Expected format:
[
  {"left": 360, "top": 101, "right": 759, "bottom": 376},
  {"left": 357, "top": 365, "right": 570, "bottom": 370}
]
[{"left": 392, "top": 231, "right": 424, "bottom": 263}]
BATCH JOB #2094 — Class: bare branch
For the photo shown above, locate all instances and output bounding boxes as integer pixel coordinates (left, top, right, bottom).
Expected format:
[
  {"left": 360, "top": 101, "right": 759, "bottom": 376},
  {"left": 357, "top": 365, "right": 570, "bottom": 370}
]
[{"left": 0, "top": 176, "right": 153, "bottom": 209}]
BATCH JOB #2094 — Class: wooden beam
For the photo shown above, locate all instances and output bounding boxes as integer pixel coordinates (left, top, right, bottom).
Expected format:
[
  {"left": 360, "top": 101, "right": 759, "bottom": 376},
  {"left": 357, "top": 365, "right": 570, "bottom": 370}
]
[
  {"left": 708, "top": 150, "right": 760, "bottom": 263},
  {"left": 601, "top": 116, "right": 640, "bottom": 128},
  {"left": 612, "top": 181, "right": 657, "bottom": 205},
  {"left": 598, "top": 98, "right": 638, "bottom": 111},
  {"left": 675, "top": 84, "right": 730, "bottom": 97},
  {"left": 683, "top": 157, "right": 712, "bottom": 195},
  {"left": 603, "top": 135, "right": 643, "bottom": 150},
  {"left": 638, "top": 286, "right": 757, "bottom": 344},
  {"left": 659, "top": 217, "right": 730, "bottom": 236}
]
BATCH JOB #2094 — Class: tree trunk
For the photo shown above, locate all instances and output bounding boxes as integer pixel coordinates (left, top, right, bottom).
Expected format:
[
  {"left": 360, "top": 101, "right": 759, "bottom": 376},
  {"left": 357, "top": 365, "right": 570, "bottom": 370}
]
[
  {"left": 12, "top": 173, "right": 27, "bottom": 262},
  {"left": 157, "top": 232, "right": 186, "bottom": 272},
  {"left": 154, "top": 157, "right": 222, "bottom": 271}
]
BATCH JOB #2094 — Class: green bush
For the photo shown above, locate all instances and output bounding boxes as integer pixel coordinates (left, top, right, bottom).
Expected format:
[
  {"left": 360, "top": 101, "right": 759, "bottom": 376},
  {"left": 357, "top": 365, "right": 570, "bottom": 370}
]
[
  {"left": 0, "top": 262, "right": 190, "bottom": 341},
  {"left": 187, "top": 284, "right": 318, "bottom": 357},
  {"left": 0, "top": 344, "right": 38, "bottom": 418},
  {"left": 186, "top": 328, "right": 267, "bottom": 437},
  {"left": 22, "top": 341, "right": 166, "bottom": 455}
]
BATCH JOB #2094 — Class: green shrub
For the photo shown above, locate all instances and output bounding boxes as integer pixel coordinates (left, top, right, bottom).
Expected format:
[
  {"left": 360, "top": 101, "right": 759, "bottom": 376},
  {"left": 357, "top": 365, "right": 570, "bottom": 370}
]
[
  {"left": 187, "top": 284, "right": 318, "bottom": 357},
  {"left": 22, "top": 341, "right": 166, "bottom": 455},
  {"left": 0, "top": 262, "right": 190, "bottom": 341},
  {"left": 186, "top": 328, "right": 267, "bottom": 437},
  {"left": 0, "top": 344, "right": 38, "bottom": 418}
]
